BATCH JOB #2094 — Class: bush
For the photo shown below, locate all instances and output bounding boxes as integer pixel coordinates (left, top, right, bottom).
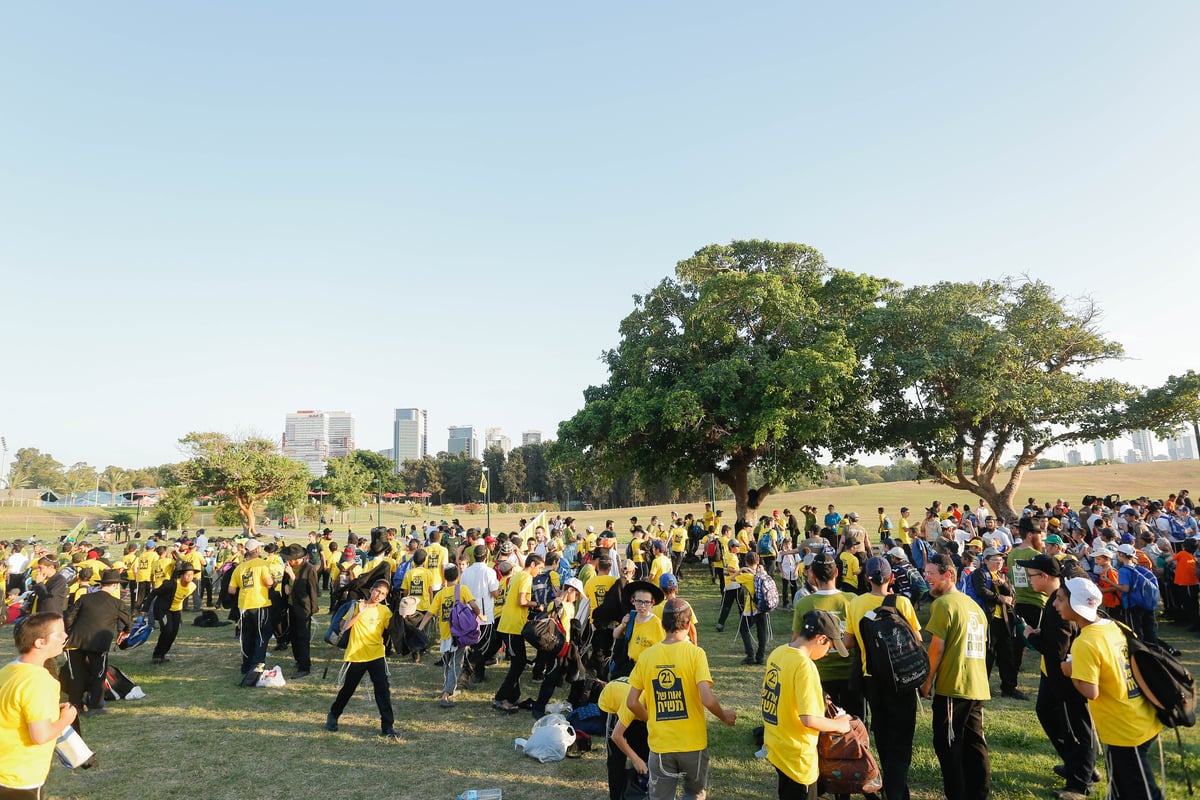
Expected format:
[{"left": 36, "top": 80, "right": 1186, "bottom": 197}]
[
  {"left": 512, "top": 502, "right": 525, "bottom": 514},
  {"left": 441, "top": 503, "right": 455, "bottom": 517},
  {"left": 464, "top": 502, "right": 481, "bottom": 514}
]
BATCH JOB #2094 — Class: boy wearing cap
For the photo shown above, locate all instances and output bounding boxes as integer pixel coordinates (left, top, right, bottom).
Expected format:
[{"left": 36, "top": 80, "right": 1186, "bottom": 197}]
[
  {"left": 63, "top": 570, "right": 132, "bottom": 723},
  {"left": 1059, "top": 576, "right": 1163, "bottom": 800},
  {"left": 972, "top": 548, "right": 1026, "bottom": 700},
  {"left": 1021, "top": 555, "right": 1097, "bottom": 799},
  {"left": 846, "top": 555, "right": 921, "bottom": 800},
  {"left": 1007, "top": 520, "right": 1047, "bottom": 672},
  {"left": 762, "top": 609, "right": 852, "bottom": 799},
  {"left": 229, "top": 538, "right": 275, "bottom": 676},
  {"left": 146, "top": 562, "right": 198, "bottom": 665}
]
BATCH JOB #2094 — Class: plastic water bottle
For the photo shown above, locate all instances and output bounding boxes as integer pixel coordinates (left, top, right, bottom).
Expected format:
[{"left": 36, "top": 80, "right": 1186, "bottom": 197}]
[{"left": 457, "top": 791, "right": 502, "bottom": 800}]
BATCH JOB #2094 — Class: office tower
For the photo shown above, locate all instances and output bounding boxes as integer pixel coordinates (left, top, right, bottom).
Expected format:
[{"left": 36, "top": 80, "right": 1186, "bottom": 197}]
[
  {"left": 283, "top": 410, "right": 355, "bottom": 477},
  {"left": 393, "top": 409, "right": 429, "bottom": 469},
  {"left": 522, "top": 430, "right": 542, "bottom": 446},
  {"left": 447, "top": 425, "right": 480, "bottom": 459},
  {"left": 1167, "top": 432, "right": 1198, "bottom": 461},
  {"left": 485, "top": 427, "right": 512, "bottom": 454},
  {"left": 1130, "top": 430, "right": 1155, "bottom": 461},
  {"left": 1066, "top": 449, "right": 1082, "bottom": 465}
]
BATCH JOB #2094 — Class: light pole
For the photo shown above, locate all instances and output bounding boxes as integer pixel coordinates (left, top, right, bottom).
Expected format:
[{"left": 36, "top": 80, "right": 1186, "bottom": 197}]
[
  {"left": 482, "top": 466, "right": 491, "bottom": 534},
  {"left": 376, "top": 477, "right": 382, "bottom": 526}
]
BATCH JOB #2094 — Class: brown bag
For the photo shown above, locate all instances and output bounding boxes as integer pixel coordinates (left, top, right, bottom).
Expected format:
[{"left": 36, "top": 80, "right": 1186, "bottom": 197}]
[{"left": 817, "top": 698, "right": 883, "bottom": 794}]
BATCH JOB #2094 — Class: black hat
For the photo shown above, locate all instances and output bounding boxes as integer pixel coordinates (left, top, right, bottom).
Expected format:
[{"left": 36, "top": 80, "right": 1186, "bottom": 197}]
[
  {"left": 623, "top": 580, "right": 665, "bottom": 609},
  {"left": 99, "top": 569, "right": 124, "bottom": 585},
  {"left": 1015, "top": 553, "right": 1061, "bottom": 577},
  {"left": 280, "top": 544, "right": 307, "bottom": 560}
]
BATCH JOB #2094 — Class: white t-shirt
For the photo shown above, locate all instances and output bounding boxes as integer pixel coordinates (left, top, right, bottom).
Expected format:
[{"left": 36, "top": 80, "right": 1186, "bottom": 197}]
[
  {"left": 461, "top": 562, "right": 500, "bottom": 624},
  {"left": 6, "top": 552, "right": 30, "bottom": 577}
]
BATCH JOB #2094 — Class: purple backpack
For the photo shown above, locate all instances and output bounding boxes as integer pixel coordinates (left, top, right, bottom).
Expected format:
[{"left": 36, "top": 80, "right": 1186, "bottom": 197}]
[{"left": 449, "top": 585, "right": 481, "bottom": 647}]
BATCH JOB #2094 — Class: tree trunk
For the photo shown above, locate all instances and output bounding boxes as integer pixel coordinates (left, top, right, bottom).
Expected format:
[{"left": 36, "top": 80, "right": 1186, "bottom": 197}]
[
  {"left": 722, "top": 463, "right": 772, "bottom": 526},
  {"left": 237, "top": 497, "right": 256, "bottom": 537}
]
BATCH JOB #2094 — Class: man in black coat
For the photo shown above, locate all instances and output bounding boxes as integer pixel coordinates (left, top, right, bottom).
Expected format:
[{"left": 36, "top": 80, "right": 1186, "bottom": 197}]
[
  {"left": 281, "top": 544, "right": 319, "bottom": 679},
  {"left": 63, "top": 569, "right": 132, "bottom": 727},
  {"left": 31, "top": 556, "right": 70, "bottom": 677},
  {"left": 145, "top": 563, "right": 198, "bottom": 665}
]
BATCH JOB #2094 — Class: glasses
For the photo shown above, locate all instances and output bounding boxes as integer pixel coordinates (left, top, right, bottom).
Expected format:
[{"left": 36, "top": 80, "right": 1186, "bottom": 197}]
[{"left": 632, "top": 599, "right": 653, "bottom": 606}]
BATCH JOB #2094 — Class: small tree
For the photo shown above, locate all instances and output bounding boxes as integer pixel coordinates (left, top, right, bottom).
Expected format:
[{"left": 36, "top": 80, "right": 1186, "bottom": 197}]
[
  {"left": 178, "top": 432, "right": 310, "bottom": 537},
  {"left": 153, "top": 486, "right": 195, "bottom": 531}
]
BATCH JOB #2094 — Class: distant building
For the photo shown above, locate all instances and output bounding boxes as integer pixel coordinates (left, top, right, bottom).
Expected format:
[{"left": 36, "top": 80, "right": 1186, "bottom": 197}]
[
  {"left": 1066, "top": 449, "right": 1082, "bottom": 465},
  {"left": 1131, "top": 430, "right": 1155, "bottom": 462},
  {"left": 393, "top": 409, "right": 428, "bottom": 469},
  {"left": 283, "top": 410, "right": 356, "bottom": 477},
  {"left": 1093, "top": 439, "right": 1116, "bottom": 462},
  {"left": 1124, "top": 449, "right": 1144, "bottom": 465},
  {"left": 448, "top": 425, "right": 481, "bottom": 459},
  {"left": 522, "top": 430, "right": 542, "bottom": 446},
  {"left": 1167, "top": 431, "right": 1198, "bottom": 461},
  {"left": 485, "top": 427, "right": 512, "bottom": 454}
]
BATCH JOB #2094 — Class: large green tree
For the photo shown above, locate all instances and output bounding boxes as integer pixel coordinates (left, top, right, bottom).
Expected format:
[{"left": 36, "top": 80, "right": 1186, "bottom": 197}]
[
  {"left": 558, "top": 240, "right": 886, "bottom": 521},
  {"left": 7, "top": 448, "right": 63, "bottom": 490},
  {"left": 178, "top": 432, "right": 310, "bottom": 536},
  {"left": 861, "top": 279, "right": 1190, "bottom": 520},
  {"left": 153, "top": 485, "right": 196, "bottom": 530},
  {"left": 398, "top": 455, "right": 444, "bottom": 503}
]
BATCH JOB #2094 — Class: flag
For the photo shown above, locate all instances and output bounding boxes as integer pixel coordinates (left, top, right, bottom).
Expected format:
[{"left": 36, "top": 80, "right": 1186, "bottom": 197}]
[
  {"left": 479, "top": 472, "right": 488, "bottom": 495},
  {"left": 518, "top": 510, "right": 547, "bottom": 541}
]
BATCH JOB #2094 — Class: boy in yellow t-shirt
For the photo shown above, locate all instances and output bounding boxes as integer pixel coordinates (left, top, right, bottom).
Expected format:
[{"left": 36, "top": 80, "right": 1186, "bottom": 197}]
[
  {"left": 326, "top": 580, "right": 398, "bottom": 740},
  {"left": 421, "top": 564, "right": 480, "bottom": 708}
]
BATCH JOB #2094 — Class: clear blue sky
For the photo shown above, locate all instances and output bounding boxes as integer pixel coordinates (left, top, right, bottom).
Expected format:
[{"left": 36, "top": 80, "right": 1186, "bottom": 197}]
[{"left": 2, "top": 4, "right": 1197, "bottom": 471}]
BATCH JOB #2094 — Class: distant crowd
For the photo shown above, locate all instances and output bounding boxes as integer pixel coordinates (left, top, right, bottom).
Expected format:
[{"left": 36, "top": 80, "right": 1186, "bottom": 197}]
[{"left": 1, "top": 488, "right": 1195, "bottom": 800}]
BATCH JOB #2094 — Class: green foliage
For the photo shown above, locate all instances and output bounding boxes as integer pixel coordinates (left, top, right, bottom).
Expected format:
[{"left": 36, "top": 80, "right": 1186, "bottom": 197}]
[
  {"left": 512, "top": 502, "right": 525, "bottom": 514},
  {"left": 559, "top": 239, "right": 888, "bottom": 520},
  {"left": 436, "top": 452, "right": 482, "bottom": 504},
  {"left": 213, "top": 501, "right": 244, "bottom": 529},
  {"left": 100, "top": 466, "right": 131, "bottom": 499},
  {"left": 321, "top": 455, "right": 371, "bottom": 511},
  {"left": 1031, "top": 459, "right": 1067, "bottom": 470},
  {"left": 61, "top": 462, "right": 98, "bottom": 496},
  {"left": 153, "top": 486, "right": 195, "bottom": 530},
  {"left": 350, "top": 449, "right": 403, "bottom": 493},
  {"left": 862, "top": 279, "right": 1166, "bottom": 519},
  {"left": 110, "top": 510, "right": 134, "bottom": 526},
  {"left": 177, "top": 432, "right": 310, "bottom": 536},
  {"left": 8, "top": 447, "right": 63, "bottom": 490},
  {"left": 500, "top": 448, "right": 525, "bottom": 502},
  {"left": 398, "top": 456, "right": 443, "bottom": 503}
]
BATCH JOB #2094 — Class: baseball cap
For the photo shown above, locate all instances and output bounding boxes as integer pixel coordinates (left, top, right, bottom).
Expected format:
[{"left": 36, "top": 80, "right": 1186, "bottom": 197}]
[
  {"left": 887, "top": 546, "right": 907, "bottom": 560},
  {"left": 1047, "top": 518, "right": 1062, "bottom": 529},
  {"left": 1015, "top": 553, "right": 1062, "bottom": 576},
  {"left": 799, "top": 610, "right": 849, "bottom": 656},
  {"left": 585, "top": 525, "right": 595, "bottom": 533},
  {"left": 940, "top": 518, "right": 957, "bottom": 529},
  {"left": 967, "top": 538, "right": 984, "bottom": 550},
  {"left": 981, "top": 547, "right": 1002, "bottom": 559},
  {"left": 847, "top": 512, "right": 859, "bottom": 521},
  {"left": 659, "top": 573, "right": 679, "bottom": 590},
  {"left": 864, "top": 556, "right": 892, "bottom": 584},
  {"left": 1043, "top": 534, "right": 1065, "bottom": 545},
  {"left": 1064, "top": 576, "right": 1102, "bottom": 622},
  {"left": 564, "top": 578, "right": 585, "bottom": 595},
  {"left": 1117, "top": 544, "right": 1138, "bottom": 557},
  {"left": 244, "top": 538, "right": 261, "bottom": 552},
  {"left": 1093, "top": 547, "right": 1114, "bottom": 560}
]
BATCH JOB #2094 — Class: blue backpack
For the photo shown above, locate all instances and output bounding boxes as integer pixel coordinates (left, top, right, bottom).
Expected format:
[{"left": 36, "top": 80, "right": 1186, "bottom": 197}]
[
  {"left": 1122, "top": 565, "right": 1161, "bottom": 611},
  {"left": 958, "top": 568, "right": 982, "bottom": 607},
  {"left": 910, "top": 538, "right": 932, "bottom": 571},
  {"left": 119, "top": 613, "right": 153, "bottom": 650}
]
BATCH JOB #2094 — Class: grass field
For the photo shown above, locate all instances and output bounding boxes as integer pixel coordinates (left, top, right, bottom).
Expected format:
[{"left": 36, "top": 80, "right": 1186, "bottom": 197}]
[{"left": 3, "top": 460, "right": 1199, "bottom": 799}]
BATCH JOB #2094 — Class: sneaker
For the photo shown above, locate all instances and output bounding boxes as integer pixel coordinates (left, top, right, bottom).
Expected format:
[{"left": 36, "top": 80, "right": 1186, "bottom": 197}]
[
  {"left": 379, "top": 730, "right": 402, "bottom": 742},
  {"left": 325, "top": 714, "right": 338, "bottom": 732},
  {"left": 290, "top": 670, "right": 310, "bottom": 680},
  {"left": 1053, "top": 765, "right": 1101, "bottom": 784},
  {"left": 1001, "top": 689, "right": 1029, "bottom": 701},
  {"left": 715, "top": 624, "right": 725, "bottom": 633},
  {"left": 741, "top": 656, "right": 757, "bottom": 665},
  {"left": 438, "top": 698, "right": 456, "bottom": 708}
]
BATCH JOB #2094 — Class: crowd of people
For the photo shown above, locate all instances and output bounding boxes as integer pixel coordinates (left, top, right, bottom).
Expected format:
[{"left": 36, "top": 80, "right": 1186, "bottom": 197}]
[{"left": 0, "top": 488, "right": 1195, "bottom": 800}]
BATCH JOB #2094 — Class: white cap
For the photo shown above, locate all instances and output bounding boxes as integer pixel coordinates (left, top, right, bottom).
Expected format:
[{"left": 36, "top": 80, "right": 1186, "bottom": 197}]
[
  {"left": 244, "top": 538, "right": 261, "bottom": 552},
  {"left": 1065, "top": 576, "right": 1102, "bottom": 622}
]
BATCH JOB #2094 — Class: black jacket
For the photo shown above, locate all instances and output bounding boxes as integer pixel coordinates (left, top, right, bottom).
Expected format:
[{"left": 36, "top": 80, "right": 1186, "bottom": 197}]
[
  {"left": 64, "top": 590, "right": 132, "bottom": 652},
  {"left": 971, "top": 568, "right": 1014, "bottom": 622},
  {"left": 31, "top": 572, "right": 69, "bottom": 615},
  {"left": 287, "top": 561, "right": 320, "bottom": 617}
]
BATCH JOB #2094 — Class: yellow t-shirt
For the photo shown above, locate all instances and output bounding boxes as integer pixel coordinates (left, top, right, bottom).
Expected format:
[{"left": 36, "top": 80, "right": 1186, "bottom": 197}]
[
  {"left": 0, "top": 661, "right": 60, "bottom": 788},
  {"left": 670, "top": 527, "right": 688, "bottom": 553},
  {"left": 735, "top": 571, "right": 757, "bottom": 614},
  {"left": 627, "top": 615, "right": 667, "bottom": 663},
  {"left": 424, "top": 543, "right": 448, "bottom": 577},
  {"left": 838, "top": 551, "right": 860, "bottom": 589},
  {"left": 584, "top": 575, "right": 616, "bottom": 623},
  {"left": 152, "top": 556, "right": 175, "bottom": 587},
  {"left": 845, "top": 592, "right": 921, "bottom": 675},
  {"left": 343, "top": 602, "right": 392, "bottom": 663},
  {"left": 597, "top": 676, "right": 636, "bottom": 727},
  {"left": 629, "top": 640, "right": 713, "bottom": 753},
  {"left": 648, "top": 555, "right": 673, "bottom": 586},
  {"left": 402, "top": 567, "right": 436, "bottom": 613},
  {"left": 235, "top": 557, "right": 273, "bottom": 610},
  {"left": 763, "top": 643, "right": 825, "bottom": 786},
  {"left": 497, "top": 570, "right": 533, "bottom": 636},
  {"left": 135, "top": 551, "right": 157, "bottom": 582},
  {"left": 429, "top": 584, "right": 476, "bottom": 643},
  {"left": 169, "top": 580, "right": 197, "bottom": 612},
  {"left": 1071, "top": 619, "right": 1163, "bottom": 747}
]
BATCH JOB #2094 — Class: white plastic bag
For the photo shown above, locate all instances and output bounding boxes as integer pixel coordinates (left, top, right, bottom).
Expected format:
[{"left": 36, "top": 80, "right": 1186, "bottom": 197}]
[
  {"left": 55, "top": 727, "right": 95, "bottom": 768},
  {"left": 256, "top": 665, "right": 286, "bottom": 688},
  {"left": 519, "top": 716, "right": 575, "bottom": 763}
]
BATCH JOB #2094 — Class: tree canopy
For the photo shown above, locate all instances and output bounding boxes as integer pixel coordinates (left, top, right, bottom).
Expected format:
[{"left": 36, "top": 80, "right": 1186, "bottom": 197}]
[
  {"left": 861, "top": 279, "right": 1189, "bottom": 519},
  {"left": 178, "top": 432, "right": 310, "bottom": 536},
  {"left": 558, "top": 239, "right": 887, "bottom": 521}
]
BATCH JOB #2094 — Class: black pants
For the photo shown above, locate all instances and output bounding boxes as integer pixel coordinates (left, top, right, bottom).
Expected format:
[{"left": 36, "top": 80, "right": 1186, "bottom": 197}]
[
  {"left": 469, "top": 623, "right": 501, "bottom": 681},
  {"left": 781, "top": 578, "right": 798, "bottom": 606},
  {"left": 865, "top": 678, "right": 915, "bottom": 800},
  {"left": 1126, "top": 606, "right": 1159, "bottom": 645},
  {"left": 823, "top": 677, "right": 865, "bottom": 721},
  {"left": 1035, "top": 673, "right": 1096, "bottom": 793},
  {"left": 1105, "top": 736, "right": 1164, "bottom": 800},
  {"left": 1012, "top": 601, "right": 1044, "bottom": 666},
  {"left": 63, "top": 648, "right": 108, "bottom": 724},
  {"left": 931, "top": 695, "right": 989, "bottom": 800},
  {"left": 153, "top": 610, "right": 182, "bottom": 659},
  {"left": 289, "top": 607, "right": 312, "bottom": 672},
  {"left": 1173, "top": 583, "right": 1198, "bottom": 626},
  {"left": 200, "top": 576, "right": 214, "bottom": 608},
  {"left": 775, "top": 767, "right": 818, "bottom": 800},
  {"left": 985, "top": 616, "right": 1019, "bottom": 693},
  {"left": 136, "top": 581, "right": 153, "bottom": 613},
  {"left": 329, "top": 657, "right": 394, "bottom": 734},
  {"left": 717, "top": 589, "right": 740, "bottom": 627},
  {"left": 495, "top": 631, "right": 527, "bottom": 704},
  {"left": 239, "top": 607, "right": 270, "bottom": 674},
  {"left": 607, "top": 716, "right": 648, "bottom": 800},
  {"left": 739, "top": 612, "right": 767, "bottom": 661}
]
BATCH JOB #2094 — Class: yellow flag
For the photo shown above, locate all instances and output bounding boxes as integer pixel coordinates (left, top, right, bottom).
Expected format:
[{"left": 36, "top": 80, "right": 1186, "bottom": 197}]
[{"left": 479, "top": 472, "right": 488, "bottom": 494}]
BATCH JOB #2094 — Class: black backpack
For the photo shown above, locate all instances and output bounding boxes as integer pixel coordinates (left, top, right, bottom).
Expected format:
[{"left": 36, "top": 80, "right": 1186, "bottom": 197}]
[
  {"left": 858, "top": 594, "right": 929, "bottom": 693},
  {"left": 1119, "top": 623, "right": 1196, "bottom": 728}
]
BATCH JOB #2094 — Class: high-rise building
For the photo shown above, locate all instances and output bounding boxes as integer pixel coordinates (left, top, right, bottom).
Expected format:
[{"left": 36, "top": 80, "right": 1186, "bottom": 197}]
[
  {"left": 448, "top": 425, "right": 481, "bottom": 459},
  {"left": 1092, "top": 439, "right": 1115, "bottom": 462},
  {"left": 1066, "top": 449, "right": 1082, "bottom": 465},
  {"left": 485, "top": 427, "right": 512, "bottom": 454},
  {"left": 283, "top": 410, "right": 355, "bottom": 477},
  {"left": 393, "top": 409, "right": 428, "bottom": 469},
  {"left": 1130, "top": 430, "right": 1155, "bottom": 461},
  {"left": 1124, "top": 449, "right": 1144, "bottom": 465},
  {"left": 1167, "top": 431, "right": 1198, "bottom": 461},
  {"left": 522, "top": 430, "right": 542, "bottom": 446}
]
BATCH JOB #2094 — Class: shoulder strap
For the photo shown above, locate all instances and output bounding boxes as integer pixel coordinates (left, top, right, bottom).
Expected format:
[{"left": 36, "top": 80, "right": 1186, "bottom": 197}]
[
  {"left": 625, "top": 610, "right": 636, "bottom": 640},
  {"left": 882, "top": 593, "right": 899, "bottom": 609}
]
